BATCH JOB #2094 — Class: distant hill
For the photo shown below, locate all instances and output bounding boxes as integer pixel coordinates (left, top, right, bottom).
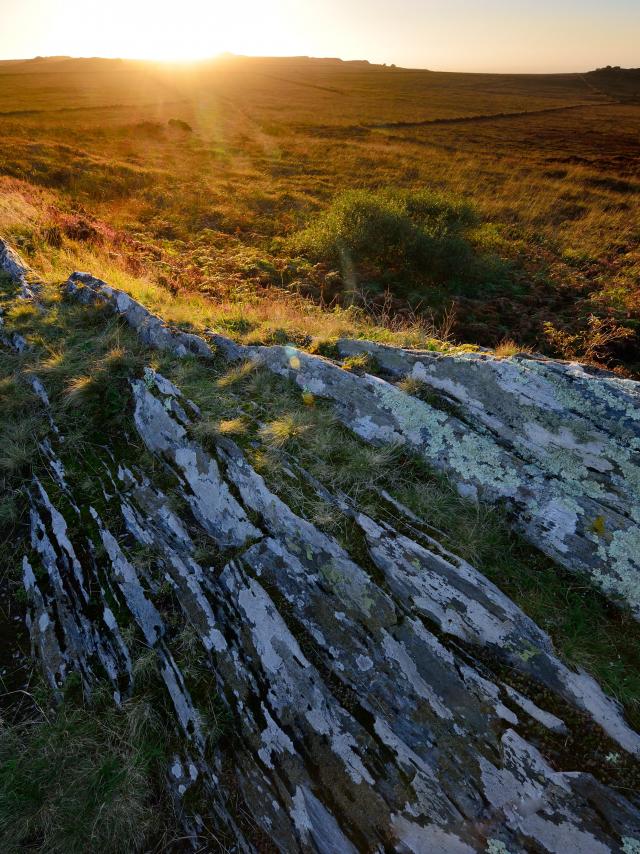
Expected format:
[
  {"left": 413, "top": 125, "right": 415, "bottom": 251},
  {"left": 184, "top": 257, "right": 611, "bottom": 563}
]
[
  {"left": 0, "top": 56, "right": 125, "bottom": 75},
  {"left": 200, "top": 53, "right": 391, "bottom": 73},
  {"left": 586, "top": 66, "right": 640, "bottom": 101},
  {"left": 0, "top": 53, "right": 382, "bottom": 76},
  {"left": 216, "top": 53, "right": 372, "bottom": 65}
]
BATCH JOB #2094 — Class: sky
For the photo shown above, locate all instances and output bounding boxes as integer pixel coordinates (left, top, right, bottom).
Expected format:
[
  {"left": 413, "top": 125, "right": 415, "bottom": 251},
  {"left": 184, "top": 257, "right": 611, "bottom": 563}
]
[{"left": 0, "top": 0, "right": 638, "bottom": 73}]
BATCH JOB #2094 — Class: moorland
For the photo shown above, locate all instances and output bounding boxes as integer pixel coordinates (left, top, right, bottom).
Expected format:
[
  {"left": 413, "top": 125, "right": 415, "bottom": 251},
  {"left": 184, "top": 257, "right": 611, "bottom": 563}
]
[{"left": 0, "top": 54, "right": 639, "bottom": 369}]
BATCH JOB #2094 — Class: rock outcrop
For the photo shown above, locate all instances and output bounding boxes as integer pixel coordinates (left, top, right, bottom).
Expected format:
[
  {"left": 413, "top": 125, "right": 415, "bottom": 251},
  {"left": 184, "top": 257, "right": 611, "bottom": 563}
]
[
  {"left": 64, "top": 270, "right": 640, "bottom": 620},
  {"left": 0, "top": 237, "right": 40, "bottom": 352},
  {"left": 0, "top": 237, "right": 40, "bottom": 300},
  {"left": 3, "top": 249, "right": 640, "bottom": 851}
]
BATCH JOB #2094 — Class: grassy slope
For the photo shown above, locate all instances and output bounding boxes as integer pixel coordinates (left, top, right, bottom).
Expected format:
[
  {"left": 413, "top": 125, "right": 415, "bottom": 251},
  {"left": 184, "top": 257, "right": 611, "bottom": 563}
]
[{"left": 0, "top": 57, "right": 638, "bottom": 369}]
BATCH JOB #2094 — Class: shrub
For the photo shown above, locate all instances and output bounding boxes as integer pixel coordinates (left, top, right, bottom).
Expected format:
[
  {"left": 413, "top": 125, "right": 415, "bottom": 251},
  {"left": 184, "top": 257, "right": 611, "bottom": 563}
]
[
  {"left": 287, "top": 188, "right": 485, "bottom": 300},
  {"left": 131, "top": 121, "right": 165, "bottom": 139},
  {"left": 168, "top": 118, "right": 193, "bottom": 133},
  {"left": 543, "top": 315, "right": 635, "bottom": 364}
]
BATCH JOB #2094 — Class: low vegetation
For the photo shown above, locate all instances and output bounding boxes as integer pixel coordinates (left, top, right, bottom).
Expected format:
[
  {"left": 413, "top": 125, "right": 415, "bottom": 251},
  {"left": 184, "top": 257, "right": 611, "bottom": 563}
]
[
  {"left": 1, "top": 700, "right": 160, "bottom": 854},
  {"left": 287, "top": 187, "right": 507, "bottom": 304},
  {"left": 0, "top": 56, "right": 638, "bottom": 370}
]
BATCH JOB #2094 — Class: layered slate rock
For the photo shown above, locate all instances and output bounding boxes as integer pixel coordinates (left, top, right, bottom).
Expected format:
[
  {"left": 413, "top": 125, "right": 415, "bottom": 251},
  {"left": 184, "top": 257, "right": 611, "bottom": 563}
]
[
  {"left": 66, "top": 272, "right": 213, "bottom": 358},
  {"left": 337, "top": 339, "right": 640, "bottom": 600},
  {"left": 61, "top": 271, "right": 640, "bottom": 619},
  {"left": 0, "top": 237, "right": 40, "bottom": 300},
  {"left": 2, "top": 247, "right": 640, "bottom": 850},
  {"left": 241, "top": 341, "right": 640, "bottom": 620},
  {"left": 16, "top": 359, "right": 640, "bottom": 852},
  {"left": 0, "top": 237, "right": 40, "bottom": 351}
]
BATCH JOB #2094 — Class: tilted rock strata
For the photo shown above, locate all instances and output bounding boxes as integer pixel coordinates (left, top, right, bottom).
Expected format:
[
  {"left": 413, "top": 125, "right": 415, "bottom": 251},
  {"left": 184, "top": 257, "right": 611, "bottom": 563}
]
[
  {"left": 66, "top": 271, "right": 213, "bottom": 358},
  {"left": 336, "top": 338, "right": 640, "bottom": 614},
  {"left": 0, "top": 236, "right": 40, "bottom": 300},
  {"left": 60, "top": 270, "right": 640, "bottom": 618},
  {"left": 18, "top": 359, "right": 640, "bottom": 851},
  {"left": 2, "top": 248, "right": 640, "bottom": 849},
  {"left": 241, "top": 341, "right": 640, "bottom": 619},
  {"left": 0, "top": 237, "right": 41, "bottom": 351}
]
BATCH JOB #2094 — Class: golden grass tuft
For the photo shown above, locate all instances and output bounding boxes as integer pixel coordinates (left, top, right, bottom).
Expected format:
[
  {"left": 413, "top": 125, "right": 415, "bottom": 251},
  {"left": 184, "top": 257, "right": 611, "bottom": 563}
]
[
  {"left": 494, "top": 339, "right": 520, "bottom": 359},
  {"left": 216, "top": 416, "right": 249, "bottom": 435},
  {"left": 259, "top": 414, "right": 310, "bottom": 448},
  {"left": 397, "top": 376, "right": 426, "bottom": 396},
  {"left": 64, "top": 375, "right": 95, "bottom": 403},
  {"left": 216, "top": 359, "right": 258, "bottom": 388}
]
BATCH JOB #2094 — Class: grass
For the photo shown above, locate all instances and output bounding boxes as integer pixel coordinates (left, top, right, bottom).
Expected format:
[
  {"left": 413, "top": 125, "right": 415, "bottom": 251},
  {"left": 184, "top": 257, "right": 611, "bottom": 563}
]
[
  {"left": 0, "top": 57, "right": 638, "bottom": 370},
  {"left": 0, "top": 700, "right": 161, "bottom": 854},
  {"left": 493, "top": 339, "right": 520, "bottom": 359},
  {"left": 4, "top": 216, "right": 449, "bottom": 352}
]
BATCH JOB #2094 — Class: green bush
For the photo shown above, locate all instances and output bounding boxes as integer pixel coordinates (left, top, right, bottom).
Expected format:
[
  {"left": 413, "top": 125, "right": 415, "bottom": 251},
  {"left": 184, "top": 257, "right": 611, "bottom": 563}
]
[{"left": 288, "top": 188, "right": 512, "bottom": 302}]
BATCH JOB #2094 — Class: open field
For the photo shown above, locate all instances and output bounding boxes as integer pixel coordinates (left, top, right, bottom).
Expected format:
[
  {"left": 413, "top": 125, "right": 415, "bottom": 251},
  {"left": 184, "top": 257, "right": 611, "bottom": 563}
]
[{"left": 0, "top": 55, "right": 638, "bottom": 369}]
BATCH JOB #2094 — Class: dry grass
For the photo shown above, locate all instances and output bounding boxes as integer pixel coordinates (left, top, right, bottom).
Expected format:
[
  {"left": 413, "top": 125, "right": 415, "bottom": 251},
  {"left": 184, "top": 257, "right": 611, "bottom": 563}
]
[
  {"left": 494, "top": 339, "right": 520, "bottom": 359},
  {"left": 0, "top": 57, "right": 638, "bottom": 370}
]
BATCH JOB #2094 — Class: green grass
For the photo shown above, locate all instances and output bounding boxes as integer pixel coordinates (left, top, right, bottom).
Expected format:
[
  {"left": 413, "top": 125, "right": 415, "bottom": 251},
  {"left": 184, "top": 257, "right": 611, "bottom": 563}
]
[{"left": 0, "top": 700, "right": 162, "bottom": 854}]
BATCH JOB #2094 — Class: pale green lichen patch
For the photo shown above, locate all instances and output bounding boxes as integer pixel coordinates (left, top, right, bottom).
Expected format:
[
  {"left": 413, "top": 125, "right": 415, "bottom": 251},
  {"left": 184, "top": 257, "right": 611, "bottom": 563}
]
[
  {"left": 372, "top": 379, "right": 448, "bottom": 435},
  {"left": 447, "top": 433, "right": 522, "bottom": 495},
  {"left": 511, "top": 641, "right": 541, "bottom": 664},
  {"left": 370, "top": 379, "right": 523, "bottom": 495},
  {"left": 596, "top": 527, "right": 640, "bottom": 614},
  {"left": 319, "top": 560, "right": 347, "bottom": 593}
]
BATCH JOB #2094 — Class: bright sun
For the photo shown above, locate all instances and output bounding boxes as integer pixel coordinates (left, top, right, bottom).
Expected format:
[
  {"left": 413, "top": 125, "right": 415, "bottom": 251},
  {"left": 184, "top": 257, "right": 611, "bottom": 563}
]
[{"left": 76, "top": 0, "right": 297, "bottom": 62}]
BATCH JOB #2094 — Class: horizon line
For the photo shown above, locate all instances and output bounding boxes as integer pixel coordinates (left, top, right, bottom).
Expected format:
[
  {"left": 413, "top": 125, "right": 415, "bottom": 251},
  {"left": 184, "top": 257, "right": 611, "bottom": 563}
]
[{"left": 0, "top": 52, "right": 634, "bottom": 76}]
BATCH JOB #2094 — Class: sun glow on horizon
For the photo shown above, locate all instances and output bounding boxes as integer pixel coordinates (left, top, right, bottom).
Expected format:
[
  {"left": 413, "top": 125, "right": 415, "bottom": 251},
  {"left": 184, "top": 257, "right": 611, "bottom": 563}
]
[
  {"left": 2, "top": 0, "right": 639, "bottom": 73},
  {"left": 41, "top": 0, "right": 307, "bottom": 64}
]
